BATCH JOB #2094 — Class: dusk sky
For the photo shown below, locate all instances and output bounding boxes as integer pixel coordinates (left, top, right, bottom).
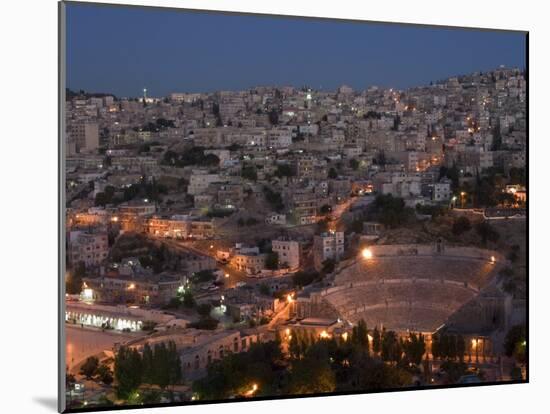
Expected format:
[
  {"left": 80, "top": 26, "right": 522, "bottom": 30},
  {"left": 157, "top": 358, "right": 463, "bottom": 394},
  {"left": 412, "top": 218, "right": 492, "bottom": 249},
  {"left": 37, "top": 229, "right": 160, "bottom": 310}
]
[{"left": 66, "top": 2, "right": 526, "bottom": 98}]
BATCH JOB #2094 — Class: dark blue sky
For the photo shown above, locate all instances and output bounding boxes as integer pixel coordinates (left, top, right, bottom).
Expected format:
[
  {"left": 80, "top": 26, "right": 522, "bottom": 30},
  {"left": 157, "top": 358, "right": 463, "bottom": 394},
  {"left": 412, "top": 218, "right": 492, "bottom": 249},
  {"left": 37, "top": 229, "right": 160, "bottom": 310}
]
[{"left": 66, "top": 2, "right": 526, "bottom": 98}]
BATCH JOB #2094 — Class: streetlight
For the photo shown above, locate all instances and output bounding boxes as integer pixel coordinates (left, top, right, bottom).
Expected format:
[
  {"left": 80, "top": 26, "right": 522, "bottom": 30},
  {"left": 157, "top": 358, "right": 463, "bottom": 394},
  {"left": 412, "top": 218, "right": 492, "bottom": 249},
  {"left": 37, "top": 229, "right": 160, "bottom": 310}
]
[
  {"left": 460, "top": 191, "right": 466, "bottom": 208},
  {"left": 361, "top": 248, "right": 373, "bottom": 260},
  {"left": 245, "top": 383, "right": 259, "bottom": 397}
]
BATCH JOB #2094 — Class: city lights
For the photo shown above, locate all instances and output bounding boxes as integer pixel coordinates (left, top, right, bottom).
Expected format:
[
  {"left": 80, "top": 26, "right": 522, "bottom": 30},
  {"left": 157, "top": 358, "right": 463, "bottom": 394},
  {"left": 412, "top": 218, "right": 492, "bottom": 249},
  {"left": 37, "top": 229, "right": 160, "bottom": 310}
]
[{"left": 61, "top": 19, "right": 527, "bottom": 406}]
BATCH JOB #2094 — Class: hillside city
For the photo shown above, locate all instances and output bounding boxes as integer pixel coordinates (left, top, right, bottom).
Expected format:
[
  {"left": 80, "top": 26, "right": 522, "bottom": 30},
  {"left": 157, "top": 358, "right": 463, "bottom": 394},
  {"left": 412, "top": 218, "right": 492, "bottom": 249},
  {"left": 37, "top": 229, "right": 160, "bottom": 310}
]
[{"left": 64, "top": 66, "right": 527, "bottom": 409}]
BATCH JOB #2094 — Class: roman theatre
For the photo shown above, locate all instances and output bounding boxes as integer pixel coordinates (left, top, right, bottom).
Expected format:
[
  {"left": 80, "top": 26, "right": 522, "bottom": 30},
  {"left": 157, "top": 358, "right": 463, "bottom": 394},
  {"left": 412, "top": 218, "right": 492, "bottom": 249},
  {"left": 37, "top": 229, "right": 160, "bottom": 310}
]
[{"left": 296, "top": 242, "right": 507, "bottom": 335}]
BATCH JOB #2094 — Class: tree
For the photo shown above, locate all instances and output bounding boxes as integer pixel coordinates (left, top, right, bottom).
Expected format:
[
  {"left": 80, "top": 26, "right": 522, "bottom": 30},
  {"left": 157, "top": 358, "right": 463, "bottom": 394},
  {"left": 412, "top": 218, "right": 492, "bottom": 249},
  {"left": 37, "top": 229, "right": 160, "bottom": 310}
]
[
  {"left": 401, "top": 332, "right": 426, "bottom": 366},
  {"left": 259, "top": 283, "right": 271, "bottom": 296},
  {"left": 349, "top": 158, "right": 360, "bottom": 171},
  {"left": 452, "top": 216, "right": 471, "bottom": 236},
  {"left": 97, "top": 363, "right": 113, "bottom": 385},
  {"left": 193, "top": 341, "right": 282, "bottom": 400},
  {"left": 504, "top": 325, "right": 526, "bottom": 363},
  {"left": 328, "top": 167, "right": 338, "bottom": 179},
  {"left": 189, "top": 317, "right": 219, "bottom": 330},
  {"left": 152, "top": 343, "right": 170, "bottom": 389},
  {"left": 431, "top": 333, "right": 440, "bottom": 359},
  {"left": 320, "top": 204, "right": 332, "bottom": 215},
  {"left": 509, "top": 167, "right": 526, "bottom": 185},
  {"left": 288, "top": 330, "right": 301, "bottom": 359},
  {"left": 288, "top": 355, "right": 336, "bottom": 394},
  {"left": 374, "top": 151, "right": 387, "bottom": 166},
  {"left": 263, "top": 186, "right": 284, "bottom": 212},
  {"left": 275, "top": 164, "right": 295, "bottom": 177},
  {"left": 476, "top": 221, "right": 500, "bottom": 245},
  {"left": 142, "top": 343, "right": 154, "bottom": 384},
  {"left": 448, "top": 334, "right": 458, "bottom": 360},
  {"left": 79, "top": 356, "right": 99, "bottom": 380},
  {"left": 114, "top": 346, "right": 143, "bottom": 400},
  {"left": 321, "top": 258, "right": 336, "bottom": 274},
  {"left": 351, "top": 319, "right": 369, "bottom": 352},
  {"left": 246, "top": 217, "right": 259, "bottom": 226},
  {"left": 94, "top": 185, "right": 116, "bottom": 207},
  {"left": 370, "top": 194, "right": 412, "bottom": 228},
  {"left": 491, "top": 122, "right": 502, "bottom": 151},
  {"left": 381, "top": 330, "right": 401, "bottom": 364},
  {"left": 265, "top": 252, "right": 279, "bottom": 270},
  {"left": 391, "top": 115, "right": 401, "bottom": 131},
  {"left": 192, "top": 270, "right": 216, "bottom": 283},
  {"left": 510, "top": 365, "right": 523, "bottom": 381},
  {"left": 372, "top": 327, "right": 381, "bottom": 355},
  {"left": 151, "top": 342, "right": 181, "bottom": 389},
  {"left": 291, "top": 270, "right": 321, "bottom": 288},
  {"left": 141, "top": 390, "right": 161, "bottom": 404},
  {"left": 241, "top": 164, "right": 257, "bottom": 181},
  {"left": 456, "top": 335, "right": 466, "bottom": 362},
  {"left": 182, "top": 290, "right": 196, "bottom": 308},
  {"left": 440, "top": 360, "right": 468, "bottom": 383},
  {"left": 439, "top": 333, "right": 450, "bottom": 359},
  {"left": 67, "top": 261, "right": 85, "bottom": 294},
  {"left": 268, "top": 109, "right": 279, "bottom": 125},
  {"left": 197, "top": 303, "right": 213, "bottom": 317}
]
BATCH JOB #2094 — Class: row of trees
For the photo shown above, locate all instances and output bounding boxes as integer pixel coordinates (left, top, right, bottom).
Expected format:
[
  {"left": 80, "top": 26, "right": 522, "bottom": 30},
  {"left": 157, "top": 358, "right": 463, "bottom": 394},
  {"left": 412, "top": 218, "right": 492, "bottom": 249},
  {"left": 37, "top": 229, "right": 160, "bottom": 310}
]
[
  {"left": 79, "top": 356, "right": 113, "bottom": 385},
  {"left": 193, "top": 325, "right": 416, "bottom": 400},
  {"left": 431, "top": 333, "right": 467, "bottom": 361},
  {"left": 163, "top": 147, "right": 219, "bottom": 168},
  {"left": 367, "top": 194, "right": 414, "bottom": 228},
  {"left": 95, "top": 177, "right": 168, "bottom": 207},
  {"left": 114, "top": 342, "right": 182, "bottom": 400},
  {"left": 451, "top": 216, "right": 501, "bottom": 246}
]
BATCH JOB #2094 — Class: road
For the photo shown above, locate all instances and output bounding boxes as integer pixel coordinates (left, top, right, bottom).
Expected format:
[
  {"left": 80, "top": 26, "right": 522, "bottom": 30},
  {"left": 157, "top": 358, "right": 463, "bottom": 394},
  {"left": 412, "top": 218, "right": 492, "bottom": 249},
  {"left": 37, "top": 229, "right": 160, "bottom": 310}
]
[
  {"left": 65, "top": 324, "right": 136, "bottom": 371},
  {"left": 160, "top": 238, "right": 256, "bottom": 289}
]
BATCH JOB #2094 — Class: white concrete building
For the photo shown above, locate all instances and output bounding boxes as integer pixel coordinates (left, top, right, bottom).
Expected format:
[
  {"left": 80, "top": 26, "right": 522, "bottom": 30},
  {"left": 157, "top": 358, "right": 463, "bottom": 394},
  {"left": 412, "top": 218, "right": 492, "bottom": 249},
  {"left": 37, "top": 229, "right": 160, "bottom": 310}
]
[{"left": 272, "top": 238, "right": 300, "bottom": 271}]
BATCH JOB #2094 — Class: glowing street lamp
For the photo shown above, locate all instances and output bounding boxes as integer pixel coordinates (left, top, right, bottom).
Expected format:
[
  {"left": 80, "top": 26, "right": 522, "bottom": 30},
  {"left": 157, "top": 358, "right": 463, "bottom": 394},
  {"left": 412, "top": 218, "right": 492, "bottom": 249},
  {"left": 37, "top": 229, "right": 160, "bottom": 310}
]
[
  {"left": 361, "top": 248, "right": 373, "bottom": 260},
  {"left": 245, "top": 383, "right": 259, "bottom": 397}
]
